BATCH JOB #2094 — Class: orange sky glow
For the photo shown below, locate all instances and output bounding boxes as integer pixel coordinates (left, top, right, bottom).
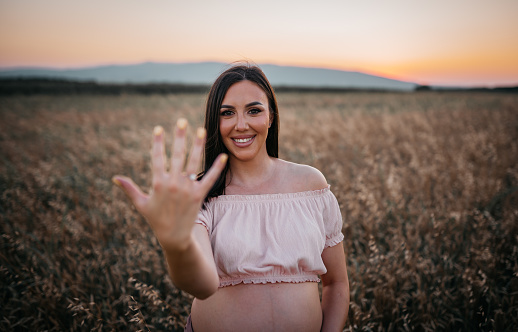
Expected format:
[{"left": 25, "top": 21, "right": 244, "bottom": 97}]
[{"left": 1, "top": 0, "right": 517, "bottom": 87}]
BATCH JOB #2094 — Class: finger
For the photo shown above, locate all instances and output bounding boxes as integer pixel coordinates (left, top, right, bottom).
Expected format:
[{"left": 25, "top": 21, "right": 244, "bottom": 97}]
[
  {"left": 170, "top": 118, "right": 188, "bottom": 177},
  {"left": 112, "top": 175, "right": 148, "bottom": 212},
  {"left": 198, "top": 154, "right": 228, "bottom": 194},
  {"left": 185, "top": 127, "right": 206, "bottom": 177},
  {"left": 151, "top": 126, "right": 166, "bottom": 176}
]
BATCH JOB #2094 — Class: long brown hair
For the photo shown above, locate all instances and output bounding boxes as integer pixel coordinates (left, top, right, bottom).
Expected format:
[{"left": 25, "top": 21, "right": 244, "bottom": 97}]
[{"left": 201, "top": 63, "right": 279, "bottom": 203}]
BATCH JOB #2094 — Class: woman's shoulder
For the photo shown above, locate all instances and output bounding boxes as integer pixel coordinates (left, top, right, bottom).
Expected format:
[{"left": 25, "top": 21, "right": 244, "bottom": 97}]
[{"left": 276, "top": 159, "right": 328, "bottom": 192}]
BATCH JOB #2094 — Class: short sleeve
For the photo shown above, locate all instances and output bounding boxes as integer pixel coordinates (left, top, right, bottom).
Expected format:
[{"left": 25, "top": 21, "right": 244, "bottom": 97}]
[
  {"left": 195, "top": 202, "right": 213, "bottom": 234},
  {"left": 323, "top": 190, "right": 344, "bottom": 248}
]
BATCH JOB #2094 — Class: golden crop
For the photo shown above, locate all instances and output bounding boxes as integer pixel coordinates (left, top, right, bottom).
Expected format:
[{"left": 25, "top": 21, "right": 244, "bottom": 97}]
[{"left": 1, "top": 91, "right": 517, "bottom": 331}]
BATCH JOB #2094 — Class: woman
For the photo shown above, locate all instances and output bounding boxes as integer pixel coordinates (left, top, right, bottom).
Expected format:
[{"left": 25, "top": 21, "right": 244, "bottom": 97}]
[{"left": 113, "top": 64, "right": 350, "bottom": 331}]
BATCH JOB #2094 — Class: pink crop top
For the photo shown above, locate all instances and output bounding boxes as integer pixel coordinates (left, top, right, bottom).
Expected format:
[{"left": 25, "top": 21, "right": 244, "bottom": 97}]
[{"left": 195, "top": 185, "right": 344, "bottom": 287}]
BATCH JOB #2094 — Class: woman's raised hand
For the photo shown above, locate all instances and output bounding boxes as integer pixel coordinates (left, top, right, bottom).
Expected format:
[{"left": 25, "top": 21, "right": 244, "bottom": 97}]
[{"left": 112, "top": 118, "right": 227, "bottom": 252}]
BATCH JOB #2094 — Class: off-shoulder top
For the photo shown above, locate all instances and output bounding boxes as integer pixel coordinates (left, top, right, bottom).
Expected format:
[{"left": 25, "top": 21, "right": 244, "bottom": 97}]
[{"left": 195, "top": 185, "right": 344, "bottom": 287}]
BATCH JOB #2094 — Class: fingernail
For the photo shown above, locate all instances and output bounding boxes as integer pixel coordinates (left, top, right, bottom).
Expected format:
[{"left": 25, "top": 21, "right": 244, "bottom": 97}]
[
  {"left": 220, "top": 154, "right": 228, "bottom": 164},
  {"left": 197, "top": 127, "right": 206, "bottom": 139},
  {"left": 154, "top": 126, "right": 163, "bottom": 136},
  {"left": 177, "top": 118, "right": 188, "bottom": 130},
  {"left": 112, "top": 177, "right": 122, "bottom": 187}
]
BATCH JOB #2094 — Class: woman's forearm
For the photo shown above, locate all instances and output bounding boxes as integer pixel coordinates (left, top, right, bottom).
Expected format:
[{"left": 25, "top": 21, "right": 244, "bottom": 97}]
[{"left": 163, "top": 227, "right": 219, "bottom": 299}]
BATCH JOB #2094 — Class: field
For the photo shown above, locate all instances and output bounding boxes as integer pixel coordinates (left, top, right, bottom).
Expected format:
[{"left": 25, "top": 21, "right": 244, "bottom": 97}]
[{"left": 1, "top": 91, "right": 517, "bottom": 331}]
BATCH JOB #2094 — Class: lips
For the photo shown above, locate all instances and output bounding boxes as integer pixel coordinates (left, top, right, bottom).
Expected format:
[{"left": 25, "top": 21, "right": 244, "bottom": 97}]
[
  {"left": 231, "top": 135, "right": 255, "bottom": 147},
  {"left": 233, "top": 137, "right": 253, "bottom": 143}
]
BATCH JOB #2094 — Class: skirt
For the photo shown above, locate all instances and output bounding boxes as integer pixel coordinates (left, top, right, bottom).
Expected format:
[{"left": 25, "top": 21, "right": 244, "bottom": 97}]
[{"left": 184, "top": 314, "right": 194, "bottom": 332}]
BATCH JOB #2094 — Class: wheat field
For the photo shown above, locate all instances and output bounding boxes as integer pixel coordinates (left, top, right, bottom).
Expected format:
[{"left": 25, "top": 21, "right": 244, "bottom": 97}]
[{"left": 1, "top": 91, "right": 517, "bottom": 331}]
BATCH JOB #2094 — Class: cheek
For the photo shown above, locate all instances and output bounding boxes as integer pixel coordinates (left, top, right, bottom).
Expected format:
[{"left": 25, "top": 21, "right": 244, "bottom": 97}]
[
  {"left": 219, "top": 119, "right": 232, "bottom": 135},
  {"left": 252, "top": 115, "right": 270, "bottom": 130},
  {"left": 264, "top": 116, "right": 272, "bottom": 130}
]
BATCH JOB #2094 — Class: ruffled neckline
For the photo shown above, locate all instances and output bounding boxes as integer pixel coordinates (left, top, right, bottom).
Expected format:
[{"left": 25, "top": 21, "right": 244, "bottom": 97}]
[{"left": 209, "top": 185, "right": 331, "bottom": 202}]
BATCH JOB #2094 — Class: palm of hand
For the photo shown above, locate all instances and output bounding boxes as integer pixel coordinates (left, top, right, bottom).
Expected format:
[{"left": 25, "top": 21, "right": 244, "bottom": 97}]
[{"left": 113, "top": 118, "right": 227, "bottom": 251}]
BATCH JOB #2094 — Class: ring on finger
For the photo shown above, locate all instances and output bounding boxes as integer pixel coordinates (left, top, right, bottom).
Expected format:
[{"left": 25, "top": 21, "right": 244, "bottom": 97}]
[{"left": 188, "top": 173, "right": 197, "bottom": 181}]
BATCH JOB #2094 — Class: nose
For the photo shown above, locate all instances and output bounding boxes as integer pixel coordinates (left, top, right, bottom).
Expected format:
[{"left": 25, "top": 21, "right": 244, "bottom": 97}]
[{"left": 235, "top": 113, "right": 249, "bottom": 131}]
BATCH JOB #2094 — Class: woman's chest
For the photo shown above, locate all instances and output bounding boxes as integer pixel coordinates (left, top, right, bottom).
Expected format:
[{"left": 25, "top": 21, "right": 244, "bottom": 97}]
[{"left": 208, "top": 205, "right": 326, "bottom": 272}]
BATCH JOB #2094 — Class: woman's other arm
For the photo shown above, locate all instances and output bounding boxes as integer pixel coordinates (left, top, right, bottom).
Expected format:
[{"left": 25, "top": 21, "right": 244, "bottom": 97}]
[
  {"left": 291, "top": 164, "right": 349, "bottom": 329},
  {"left": 320, "top": 242, "right": 350, "bottom": 332},
  {"left": 113, "top": 119, "right": 226, "bottom": 299}
]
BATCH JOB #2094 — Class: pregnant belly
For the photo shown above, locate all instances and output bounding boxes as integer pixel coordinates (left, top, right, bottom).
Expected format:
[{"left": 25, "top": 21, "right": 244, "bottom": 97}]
[{"left": 190, "top": 282, "right": 322, "bottom": 332}]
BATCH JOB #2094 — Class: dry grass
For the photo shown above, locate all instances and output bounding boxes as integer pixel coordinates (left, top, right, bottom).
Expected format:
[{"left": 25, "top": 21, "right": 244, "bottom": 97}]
[{"left": 1, "top": 91, "right": 517, "bottom": 331}]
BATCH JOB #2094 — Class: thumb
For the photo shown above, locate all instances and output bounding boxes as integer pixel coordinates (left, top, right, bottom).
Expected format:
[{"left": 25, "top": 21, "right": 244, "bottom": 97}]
[{"left": 112, "top": 175, "right": 148, "bottom": 212}]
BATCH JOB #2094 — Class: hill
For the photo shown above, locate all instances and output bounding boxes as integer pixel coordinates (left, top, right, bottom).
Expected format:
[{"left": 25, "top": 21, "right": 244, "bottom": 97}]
[{"left": 0, "top": 62, "right": 417, "bottom": 91}]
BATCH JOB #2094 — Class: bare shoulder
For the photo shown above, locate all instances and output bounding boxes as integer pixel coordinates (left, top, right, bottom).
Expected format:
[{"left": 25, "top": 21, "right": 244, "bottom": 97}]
[{"left": 276, "top": 159, "right": 328, "bottom": 192}]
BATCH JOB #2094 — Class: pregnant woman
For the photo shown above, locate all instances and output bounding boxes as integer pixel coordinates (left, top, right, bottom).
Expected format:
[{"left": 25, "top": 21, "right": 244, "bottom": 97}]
[{"left": 113, "top": 63, "right": 350, "bottom": 331}]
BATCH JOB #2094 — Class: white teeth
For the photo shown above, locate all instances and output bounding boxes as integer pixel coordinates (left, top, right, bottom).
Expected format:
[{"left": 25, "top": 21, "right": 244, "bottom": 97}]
[{"left": 233, "top": 137, "right": 253, "bottom": 143}]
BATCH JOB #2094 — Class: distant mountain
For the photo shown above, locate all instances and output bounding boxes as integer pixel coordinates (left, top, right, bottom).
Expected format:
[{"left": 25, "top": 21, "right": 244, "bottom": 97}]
[{"left": 0, "top": 62, "right": 417, "bottom": 91}]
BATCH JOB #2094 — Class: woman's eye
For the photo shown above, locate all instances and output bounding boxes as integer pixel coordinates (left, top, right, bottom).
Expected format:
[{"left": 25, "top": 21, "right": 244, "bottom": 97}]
[
  {"left": 249, "top": 108, "right": 261, "bottom": 115},
  {"left": 220, "top": 110, "right": 233, "bottom": 116}
]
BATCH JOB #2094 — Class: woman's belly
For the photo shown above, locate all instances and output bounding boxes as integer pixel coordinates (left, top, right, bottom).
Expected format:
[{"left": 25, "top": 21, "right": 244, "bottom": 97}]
[{"left": 191, "top": 282, "right": 322, "bottom": 332}]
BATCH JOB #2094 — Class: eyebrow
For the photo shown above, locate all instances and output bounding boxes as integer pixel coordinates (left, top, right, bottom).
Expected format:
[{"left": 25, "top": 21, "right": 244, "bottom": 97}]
[{"left": 220, "top": 101, "right": 263, "bottom": 109}]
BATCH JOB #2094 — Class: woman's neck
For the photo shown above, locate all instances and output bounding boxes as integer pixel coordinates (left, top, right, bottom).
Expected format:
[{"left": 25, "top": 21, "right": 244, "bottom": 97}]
[{"left": 227, "top": 153, "right": 277, "bottom": 191}]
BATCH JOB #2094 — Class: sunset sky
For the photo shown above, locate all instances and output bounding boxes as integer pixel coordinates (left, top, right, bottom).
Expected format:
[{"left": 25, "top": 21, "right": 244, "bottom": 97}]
[{"left": 1, "top": 0, "right": 517, "bottom": 87}]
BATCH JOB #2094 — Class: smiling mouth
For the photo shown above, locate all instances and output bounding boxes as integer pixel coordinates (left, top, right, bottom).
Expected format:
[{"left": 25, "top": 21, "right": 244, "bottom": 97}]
[{"left": 232, "top": 136, "right": 254, "bottom": 143}]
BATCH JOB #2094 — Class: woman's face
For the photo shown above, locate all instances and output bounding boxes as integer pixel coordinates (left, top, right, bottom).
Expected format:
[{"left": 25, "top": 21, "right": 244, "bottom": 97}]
[{"left": 219, "top": 80, "right": 271, "bottom": 163}]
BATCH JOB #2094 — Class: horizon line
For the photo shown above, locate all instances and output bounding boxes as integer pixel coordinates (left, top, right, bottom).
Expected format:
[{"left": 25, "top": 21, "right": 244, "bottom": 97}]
[{"left": 1, "top": 60, "right": 517, "bottom": 89}]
